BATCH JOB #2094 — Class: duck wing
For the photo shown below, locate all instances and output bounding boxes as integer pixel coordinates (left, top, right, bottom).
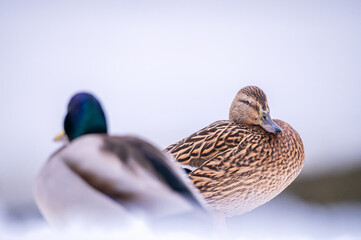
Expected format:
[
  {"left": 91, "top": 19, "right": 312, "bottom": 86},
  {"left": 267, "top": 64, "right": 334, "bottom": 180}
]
[
  {"left": 188, "top": 120, "right": 305, "bottom": 215},
  {"left": 104, "top": 136, "right": 204, "bottom": 208},
  {"left": 63, "top": 135, "right": 204, "bottom": 214},
  {"left": 164, "top": 120, "right": 248, "bottom": 170}
]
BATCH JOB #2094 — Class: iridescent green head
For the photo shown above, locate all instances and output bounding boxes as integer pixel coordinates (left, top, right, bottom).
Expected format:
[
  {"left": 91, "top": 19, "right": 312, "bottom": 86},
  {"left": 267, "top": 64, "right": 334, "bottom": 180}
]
[{"left": 64, "top": 92, "right": 107, "bottom": 141}]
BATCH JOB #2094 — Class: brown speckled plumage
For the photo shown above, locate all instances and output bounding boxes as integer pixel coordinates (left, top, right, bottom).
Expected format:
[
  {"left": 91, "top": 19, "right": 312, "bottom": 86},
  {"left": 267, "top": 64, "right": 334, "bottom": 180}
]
[{"left": 165, "top": 86, "right": 304, "bottom": 216}]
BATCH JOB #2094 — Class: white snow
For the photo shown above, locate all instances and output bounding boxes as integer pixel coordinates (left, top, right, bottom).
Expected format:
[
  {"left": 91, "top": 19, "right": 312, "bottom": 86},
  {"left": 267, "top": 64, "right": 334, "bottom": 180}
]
[{"left": 1, "top": 196, "right": 361, "bottom": 240}]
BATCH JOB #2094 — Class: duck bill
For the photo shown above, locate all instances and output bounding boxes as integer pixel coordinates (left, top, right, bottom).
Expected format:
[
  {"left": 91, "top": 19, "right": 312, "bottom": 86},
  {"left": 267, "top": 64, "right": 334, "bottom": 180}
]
[
  {"left": 260, "top": 112, "right": 282, "bottom": 134},
  {"left": 54, "top": 130, "right": 66, "bottom": 141}
]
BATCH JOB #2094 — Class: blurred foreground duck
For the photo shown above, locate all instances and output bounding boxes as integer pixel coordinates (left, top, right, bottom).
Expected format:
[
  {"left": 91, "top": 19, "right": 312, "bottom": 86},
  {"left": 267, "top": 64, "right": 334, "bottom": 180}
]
[
  {"left": 165, "top": 86, "right": 305, "bottom": 217},
  {"left": 34, "top": 92, "right": 207, "bottom": 230}
]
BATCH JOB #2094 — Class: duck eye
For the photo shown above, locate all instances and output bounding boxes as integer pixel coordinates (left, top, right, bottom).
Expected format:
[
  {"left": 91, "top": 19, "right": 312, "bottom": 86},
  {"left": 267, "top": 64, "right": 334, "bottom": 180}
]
[
  {"left": 239, "top": 100, "right": 250, "bottom": 105},
  {"left": 263, "top": 115, "right": 267, "bottom": 120}
]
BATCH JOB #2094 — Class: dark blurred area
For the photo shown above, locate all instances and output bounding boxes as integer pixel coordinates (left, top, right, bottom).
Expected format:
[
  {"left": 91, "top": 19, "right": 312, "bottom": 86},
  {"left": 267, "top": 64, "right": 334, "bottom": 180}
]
[{"left": 286, "top": 165, "right": 361, "bottom": 204}]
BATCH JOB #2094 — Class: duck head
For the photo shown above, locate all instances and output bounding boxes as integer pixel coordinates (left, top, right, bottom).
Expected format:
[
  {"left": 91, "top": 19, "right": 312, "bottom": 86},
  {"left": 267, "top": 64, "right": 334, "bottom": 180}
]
[
  {"left": 229, "top": 86, "right": 282, "bottom": 134},
  {"left": 62, "top": 92, "right": 108, "bottom": 141}
]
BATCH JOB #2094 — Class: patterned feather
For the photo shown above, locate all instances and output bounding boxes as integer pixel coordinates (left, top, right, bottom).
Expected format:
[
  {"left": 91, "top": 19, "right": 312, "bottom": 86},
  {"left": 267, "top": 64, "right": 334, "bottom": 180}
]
[{"left": 165, "top": 86, "right": 305, "bottom": 216}]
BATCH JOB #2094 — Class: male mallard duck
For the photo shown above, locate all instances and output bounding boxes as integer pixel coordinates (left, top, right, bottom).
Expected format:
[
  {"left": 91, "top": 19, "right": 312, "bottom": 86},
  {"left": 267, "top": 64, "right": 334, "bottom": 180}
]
[
  {"left": 34, "top": 92, "right": 206, "bottom": 228},
  {"left": 165, "top": 86, "right": 304, "bottom": 217}
]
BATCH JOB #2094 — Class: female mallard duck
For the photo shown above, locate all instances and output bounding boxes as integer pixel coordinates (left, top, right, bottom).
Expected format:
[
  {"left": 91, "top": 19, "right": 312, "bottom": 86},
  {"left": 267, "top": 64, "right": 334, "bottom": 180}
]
[
  {"left": 34, "top": 92, "right": 206, "bottom": 229},
  {"left": 165, "top": 86, "right": 304, "bottom": 217}
]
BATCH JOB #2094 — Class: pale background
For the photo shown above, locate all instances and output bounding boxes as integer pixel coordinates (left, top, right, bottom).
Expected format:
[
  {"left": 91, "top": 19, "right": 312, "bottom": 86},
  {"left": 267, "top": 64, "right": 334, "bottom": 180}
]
[{"left": 1, "top": 1, "right": 360, "bottom": 239}]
